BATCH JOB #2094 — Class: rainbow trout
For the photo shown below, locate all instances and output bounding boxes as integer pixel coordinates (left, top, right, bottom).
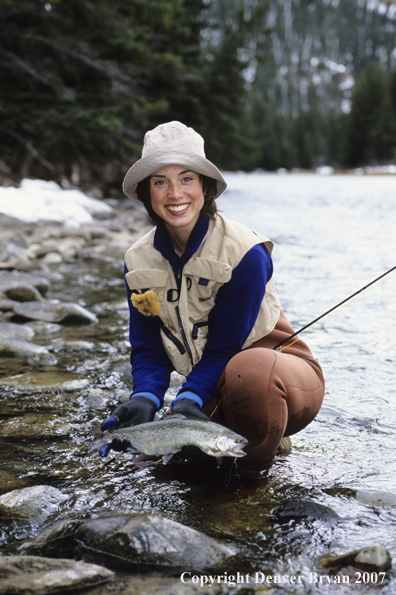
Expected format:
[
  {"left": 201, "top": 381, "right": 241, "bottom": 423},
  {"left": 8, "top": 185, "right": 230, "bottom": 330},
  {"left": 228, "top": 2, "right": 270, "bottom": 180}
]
[{"left": 90, "top": 416, "right": 248, "bottom": 462}]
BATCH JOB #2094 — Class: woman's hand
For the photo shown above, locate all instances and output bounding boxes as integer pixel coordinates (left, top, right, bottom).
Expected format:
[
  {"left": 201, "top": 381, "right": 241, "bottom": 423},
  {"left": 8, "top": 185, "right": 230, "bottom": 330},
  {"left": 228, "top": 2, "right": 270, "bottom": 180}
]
[
  {"left": 99, "top": 395, "right": 157, "bottom": 456},
  {"left": 167, "top": 397, "right": 211, "bottom": 421}
]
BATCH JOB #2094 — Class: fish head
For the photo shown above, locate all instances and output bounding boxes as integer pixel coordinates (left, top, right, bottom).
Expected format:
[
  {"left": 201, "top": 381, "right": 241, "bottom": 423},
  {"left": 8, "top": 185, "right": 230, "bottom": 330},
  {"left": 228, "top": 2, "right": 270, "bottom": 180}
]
[{"left": 215, "top": 434, "right": 248, "bottom": 458}]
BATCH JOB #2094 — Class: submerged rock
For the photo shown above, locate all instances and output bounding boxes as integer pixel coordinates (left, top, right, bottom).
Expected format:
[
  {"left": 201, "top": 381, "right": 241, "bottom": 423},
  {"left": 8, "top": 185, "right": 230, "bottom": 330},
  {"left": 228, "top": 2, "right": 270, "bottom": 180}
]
[
  {"left": 27, "top": 514, "right": 237, "bottom": 571},
  {"left": 13, "top": 300, "right": 98, "bottom": 324},
  {"left": 321, "top": 545, "right": 392, "bottom": 572},
  {"left": 275, "top": 500, "right": 340, "bottom": 523},
  {"left": 76, "top": 514, "right": 236, "bottom": 570},
  {"left": 0, "top": 413, "right": 74, "bottom": 441},
  {"left": 0, "top": 556, "right": 114, "bottom": 594},
  {"left": 0, "top": 485, "right": 69, "bottom": 520}
]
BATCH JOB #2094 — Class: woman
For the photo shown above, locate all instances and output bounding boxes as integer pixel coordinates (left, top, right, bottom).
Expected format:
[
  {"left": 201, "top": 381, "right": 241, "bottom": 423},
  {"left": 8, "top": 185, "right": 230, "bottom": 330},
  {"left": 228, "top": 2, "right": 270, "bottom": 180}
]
[{"left": 101, "top": 121, "right": 325, "bottom": 477}]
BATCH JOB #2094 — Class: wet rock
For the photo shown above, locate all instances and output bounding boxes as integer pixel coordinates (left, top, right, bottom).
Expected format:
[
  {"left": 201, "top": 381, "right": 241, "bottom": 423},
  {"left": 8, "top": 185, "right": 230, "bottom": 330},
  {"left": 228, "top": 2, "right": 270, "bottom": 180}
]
[
  {"left": 25, "top": 321, "right": 62, "bottom": 334},
  {"left": 28, "top": 351, "right": 58, "bottom": 367},
  {"left": 0, "top": 413, "right": 74, "bottom": 440},
  {"left": 0, "top": 298, "right": 18, "bottom": 311},
  {"left": 13, "top": 300, "right": 98, "bottom": 324},
  {"left": 0, "top": 338, "right": 49, "bottom": 357},
  {"left": 321, "top": 545, "right": 392, "bottom": 572},
  {"left": 0, "top": 272, "right": 50, "bottom": 298},
  {"left": 32, "top": 514, "right": 237, "bottom": 571},
  {"left": 0, "top": 241, "right": 27, "bottom": 269},
  {"left": 0, "top": 282, "right": 42, "bottom": 302},
  {"left": 0, "top": 485, "right": 69, "bottom": 520},
  {"left": 50, "top": 338, "right": 95, "bottom": 352},
  {"left": 0, "top": 555, "right": 114, "bottom": 594},
  {"left": 277, "top": 436, "right": 292, "bottom": 452},
  {"left": 355, "top": 489, "right": 396, "bottom": 508},
  {"left": 0, "top": 322, "right": 35, "bottom": 340},
  {"left": 41, "top": 252, "right": 63, "bottom": 265},
  {"left": 0, "top": 370, "right": 85, "bottom": 392},
  {"left": 22, "top": 519, "right": 83, "bottom": 558},
  {"left": 275, "top": 500, "right": 340, "bottom": 523}
]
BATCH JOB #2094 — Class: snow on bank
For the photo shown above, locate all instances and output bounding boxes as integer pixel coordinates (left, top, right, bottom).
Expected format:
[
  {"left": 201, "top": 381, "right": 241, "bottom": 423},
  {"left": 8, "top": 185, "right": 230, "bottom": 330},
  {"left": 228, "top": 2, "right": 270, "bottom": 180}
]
[{"left": 0, "top": 179, "right": 112, "bottom": 227}]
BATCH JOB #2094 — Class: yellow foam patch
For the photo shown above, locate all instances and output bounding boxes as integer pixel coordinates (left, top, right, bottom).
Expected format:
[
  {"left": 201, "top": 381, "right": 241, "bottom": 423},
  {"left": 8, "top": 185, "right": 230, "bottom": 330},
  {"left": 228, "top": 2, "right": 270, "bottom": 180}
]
[{"left": 131, "top": 291, "right": 161, "bottom": 317}]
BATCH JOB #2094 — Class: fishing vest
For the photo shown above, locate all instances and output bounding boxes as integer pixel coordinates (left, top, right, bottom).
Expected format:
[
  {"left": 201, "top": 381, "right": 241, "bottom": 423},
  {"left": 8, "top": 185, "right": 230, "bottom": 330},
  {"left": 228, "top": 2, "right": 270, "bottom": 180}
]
[{"left": 124, "top": 214, "right": 281, "bottom": 377}]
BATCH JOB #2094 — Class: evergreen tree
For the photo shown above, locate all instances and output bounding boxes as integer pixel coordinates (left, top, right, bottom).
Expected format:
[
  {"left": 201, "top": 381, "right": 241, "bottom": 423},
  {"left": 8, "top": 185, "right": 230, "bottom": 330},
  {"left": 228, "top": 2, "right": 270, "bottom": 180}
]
[
  {"left": 0, "top": 0, "right": 208, "bottom": 189},
  {"left": 339, "top": 63, "right": 396, "bottom": 167}
]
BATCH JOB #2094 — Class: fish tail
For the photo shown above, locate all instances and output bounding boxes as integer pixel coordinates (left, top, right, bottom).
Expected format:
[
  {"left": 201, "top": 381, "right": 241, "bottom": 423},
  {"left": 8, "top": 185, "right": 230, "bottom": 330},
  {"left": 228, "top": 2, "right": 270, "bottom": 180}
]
[
  {"left": 89, "top": 420, "right": 107, "bottom": 453},
  {"left": 90, "top": 420, "right": 103, "bottom": 440}
]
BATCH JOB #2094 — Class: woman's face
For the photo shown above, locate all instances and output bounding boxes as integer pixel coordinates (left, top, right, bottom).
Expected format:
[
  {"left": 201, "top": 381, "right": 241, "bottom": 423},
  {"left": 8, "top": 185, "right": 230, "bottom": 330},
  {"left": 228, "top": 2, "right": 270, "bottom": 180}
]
[{"left": 149, "top": 164, "right": 205, "bottom": 236}]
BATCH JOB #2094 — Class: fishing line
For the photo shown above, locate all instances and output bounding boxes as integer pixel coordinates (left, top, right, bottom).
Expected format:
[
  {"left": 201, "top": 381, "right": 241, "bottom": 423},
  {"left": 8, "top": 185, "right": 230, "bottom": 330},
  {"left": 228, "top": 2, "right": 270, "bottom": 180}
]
[{"left": 273, "top": 264, "right": 396, "bottom": 352}]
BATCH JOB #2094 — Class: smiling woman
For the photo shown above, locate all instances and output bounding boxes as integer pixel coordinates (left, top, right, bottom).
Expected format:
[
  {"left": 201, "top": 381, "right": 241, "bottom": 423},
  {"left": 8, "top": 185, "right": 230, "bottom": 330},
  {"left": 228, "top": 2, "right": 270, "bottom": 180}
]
[
  {"left": 148, "top": 166, "right": 205, "bottom": 256},
  {"left": 99, "top": 121, "right": 325, "bottom": 479}
]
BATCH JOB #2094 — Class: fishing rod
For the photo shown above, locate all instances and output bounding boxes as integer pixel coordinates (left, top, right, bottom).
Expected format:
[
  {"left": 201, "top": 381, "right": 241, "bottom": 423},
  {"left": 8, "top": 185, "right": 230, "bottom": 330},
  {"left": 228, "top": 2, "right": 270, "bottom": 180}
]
[{"left": 273, "top": 264, "right": 396, "bottom": 352}]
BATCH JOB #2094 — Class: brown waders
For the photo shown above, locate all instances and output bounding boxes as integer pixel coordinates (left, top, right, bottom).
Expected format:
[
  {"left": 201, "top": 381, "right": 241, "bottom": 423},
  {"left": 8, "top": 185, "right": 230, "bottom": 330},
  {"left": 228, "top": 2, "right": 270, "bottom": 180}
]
[{"left": 203, "top": 311, "right": 325, "bottom": 476}]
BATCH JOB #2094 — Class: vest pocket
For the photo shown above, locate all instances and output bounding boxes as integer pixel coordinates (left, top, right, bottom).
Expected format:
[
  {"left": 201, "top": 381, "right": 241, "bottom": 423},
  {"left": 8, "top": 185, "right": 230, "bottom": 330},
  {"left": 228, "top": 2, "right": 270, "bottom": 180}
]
[
  {"left": 192, "top": 321, "right": 209, "bottom": 340},
  {"left": 159, "top": 320, "right": 186, "bottom": 355}
]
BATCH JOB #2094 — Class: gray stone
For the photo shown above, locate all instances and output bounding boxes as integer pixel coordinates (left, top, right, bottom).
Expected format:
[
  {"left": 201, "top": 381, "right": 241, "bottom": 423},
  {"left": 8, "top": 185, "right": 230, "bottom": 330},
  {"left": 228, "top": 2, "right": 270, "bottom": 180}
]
[
  {"left": 27, "top": 514, "right": 237, "bottom": 571},
  {"left": 41, "top": 252, "right": 63, "bottom": 264},
  {"left": 24, "top": 321, "right": 61, "bottom": 334},
  {"left": 0, "top": 298, "right": 18, "bottom": 311},
  {"left": 0, "top": 272, "right": 50, "bottom": 296},
  {"left": 75, "top": 514, "right": 237, "bottom": 570},
  {"left": 0, "top": 413, "right": 74, "bottom": 441},
  {"left": 0, "top": 338, "right": 48, "bottom": 357},
  {"left": 0, "top": 556, "right": 114, "bottom": 594},
  {"left": 50, "top": 338, "right": 95, "bottom": 352},
  {"left": 321, "top": 544, "right": 392, "bottom": 572},
  {"left": 0, "top": 241, "right": 25, "bottom": 262},
  {"left": 3, "top": 284, "right": 43, "bottom": 302},
  {"left": 0, "top": 322, "right": 35, "bottom": 340},
  {"left": 276, "top": 500, "right": 340, "bottom": 523},
  {"left": 0, "top": 485, "right": 69, "bottom": 520},
  {"left": 356, "top": 489, "right": 396, "bottom": 508},
  {"left": 13, "top": 301, "right": 98, "bottom": 324}
]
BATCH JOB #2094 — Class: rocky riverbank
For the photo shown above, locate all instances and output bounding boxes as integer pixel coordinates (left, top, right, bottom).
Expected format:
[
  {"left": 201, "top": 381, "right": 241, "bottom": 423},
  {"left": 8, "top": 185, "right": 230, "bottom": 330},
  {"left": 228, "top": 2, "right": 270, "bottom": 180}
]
[{"left": 0, "top": 188, "right": 393, "bottom": 595}]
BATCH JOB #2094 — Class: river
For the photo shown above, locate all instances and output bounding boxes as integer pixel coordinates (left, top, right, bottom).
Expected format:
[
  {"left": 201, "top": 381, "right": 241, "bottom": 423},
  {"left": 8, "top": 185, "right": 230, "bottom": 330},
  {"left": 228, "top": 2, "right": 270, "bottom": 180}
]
[{"left": 0, "top": 173, "right": 395, "bottom": 594}]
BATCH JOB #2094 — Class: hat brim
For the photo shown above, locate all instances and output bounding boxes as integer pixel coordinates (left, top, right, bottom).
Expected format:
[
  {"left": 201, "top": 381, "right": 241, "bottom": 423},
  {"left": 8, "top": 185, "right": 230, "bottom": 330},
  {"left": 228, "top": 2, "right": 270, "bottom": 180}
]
[{"left": 123, "top": 150, "right": 227, "bottom": 201}]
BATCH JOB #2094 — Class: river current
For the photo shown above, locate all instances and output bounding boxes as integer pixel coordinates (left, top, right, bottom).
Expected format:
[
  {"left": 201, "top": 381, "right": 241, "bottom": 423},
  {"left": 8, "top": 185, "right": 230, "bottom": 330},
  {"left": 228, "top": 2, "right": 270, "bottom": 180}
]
[{"left": 1, "top": 173, "right": 395, "bottom": 594}]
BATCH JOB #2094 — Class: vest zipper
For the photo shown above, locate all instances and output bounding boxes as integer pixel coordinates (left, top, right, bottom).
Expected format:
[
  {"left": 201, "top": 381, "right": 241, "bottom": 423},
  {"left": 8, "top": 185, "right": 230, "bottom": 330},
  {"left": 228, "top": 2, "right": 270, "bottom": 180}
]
[
  {"left": 159, "top": 320, "right": 186, "bottom": 355},
  {"left": 175, "top": 305, "right": 193, "bottom": 364}
]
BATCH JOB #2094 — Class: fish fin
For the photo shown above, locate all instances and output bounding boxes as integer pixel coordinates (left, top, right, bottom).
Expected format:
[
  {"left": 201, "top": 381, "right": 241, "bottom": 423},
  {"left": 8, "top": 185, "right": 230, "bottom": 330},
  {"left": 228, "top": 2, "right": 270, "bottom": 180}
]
[
  {"left": 159, "top": 413, "right": 187, "bottom": 421},
  {"left": 89, "top": 438, "right": 108, "bottom": 453},
  {"left": 90, "top": 420, "right": 103, "bottom": 440},
  {"left": 125, "top": 445, "right": 141, "bottom": 454},
  {"left": 217, "top": 457, "right": 223, "bottom": 468},
  {"left": 162, "top": 454, "right": 174, "bottom": 465}
]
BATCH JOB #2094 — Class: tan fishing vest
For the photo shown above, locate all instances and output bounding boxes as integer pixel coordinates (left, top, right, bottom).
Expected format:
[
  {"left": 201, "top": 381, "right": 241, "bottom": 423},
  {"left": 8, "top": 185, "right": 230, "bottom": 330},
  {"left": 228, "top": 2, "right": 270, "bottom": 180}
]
[{"left": 124, "top": 214, "right": 281, "bottom": 377}]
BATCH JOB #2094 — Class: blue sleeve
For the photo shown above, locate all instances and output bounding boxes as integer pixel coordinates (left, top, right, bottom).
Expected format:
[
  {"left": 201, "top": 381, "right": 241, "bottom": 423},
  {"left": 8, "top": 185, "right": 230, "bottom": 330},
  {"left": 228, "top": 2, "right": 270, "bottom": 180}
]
[
  {"left": 178, "top": 244, "right": 273, "bottom": 406},
  {"left": 125, "top": 264, "right": 173, "bottom": 404}
]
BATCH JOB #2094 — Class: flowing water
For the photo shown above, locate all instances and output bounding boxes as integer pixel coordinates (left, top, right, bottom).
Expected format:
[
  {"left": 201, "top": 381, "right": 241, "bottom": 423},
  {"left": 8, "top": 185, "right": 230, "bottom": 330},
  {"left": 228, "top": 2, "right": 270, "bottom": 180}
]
[{"left": 1, "top": 173, "right": 396, "bottom": 594}]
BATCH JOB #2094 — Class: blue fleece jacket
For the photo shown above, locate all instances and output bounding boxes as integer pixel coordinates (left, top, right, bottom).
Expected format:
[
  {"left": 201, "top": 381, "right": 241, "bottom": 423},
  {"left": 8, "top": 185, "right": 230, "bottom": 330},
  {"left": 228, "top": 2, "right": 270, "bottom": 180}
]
[{"left": 125, "top": 217, "right": 273, "bottom": 408}]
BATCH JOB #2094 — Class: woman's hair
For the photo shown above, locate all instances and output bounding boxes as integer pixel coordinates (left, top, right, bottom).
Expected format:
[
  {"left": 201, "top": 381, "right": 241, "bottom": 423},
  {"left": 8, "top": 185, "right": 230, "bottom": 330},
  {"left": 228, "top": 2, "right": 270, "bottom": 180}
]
[{"left": 136, "top": 174, "right": 218, "bottom": 225}]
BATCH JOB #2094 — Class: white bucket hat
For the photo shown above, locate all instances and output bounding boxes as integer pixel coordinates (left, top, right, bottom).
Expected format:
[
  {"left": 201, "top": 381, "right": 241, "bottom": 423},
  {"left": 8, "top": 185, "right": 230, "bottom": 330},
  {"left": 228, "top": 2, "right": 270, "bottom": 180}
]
[{"left": 123, "top": 121, "right": 227, "bottom": 201}]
